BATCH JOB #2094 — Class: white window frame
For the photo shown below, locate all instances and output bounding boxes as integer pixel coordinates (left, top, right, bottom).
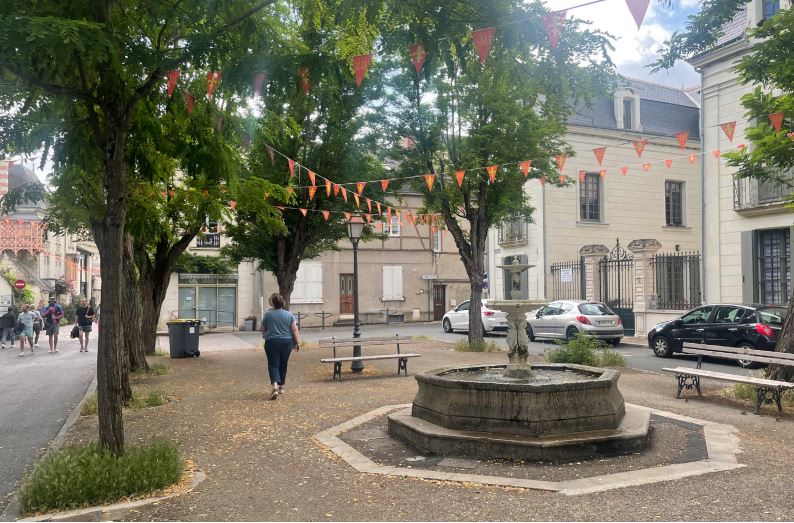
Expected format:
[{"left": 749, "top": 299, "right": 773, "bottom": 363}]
[
  {"left": 614, "top": 88, "right": 642, "bottom": 132},
  {"left": 432, "top": 227, "right": 442, "bottom": 252},
  {"left": 291, "top": 261, "right": 323, "bottom": 304},
  {"left": 383, "top": 216, "right": 400, "bottom": 237},
  {"left": 664, "top": 180, "right": 686, "bottom": 227},
  {"left": 382, "top": 265, "right": 404, "bottom": 301}
]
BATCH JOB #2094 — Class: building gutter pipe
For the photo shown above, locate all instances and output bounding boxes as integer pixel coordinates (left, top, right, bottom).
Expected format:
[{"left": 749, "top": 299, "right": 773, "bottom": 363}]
[{"left": 699, "top": 74, "right": 706, "bottom": 304}]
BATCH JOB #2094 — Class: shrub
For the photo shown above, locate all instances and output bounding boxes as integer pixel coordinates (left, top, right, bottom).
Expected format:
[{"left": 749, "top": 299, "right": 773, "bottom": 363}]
[
  {"left": 19, "top": 441, "right": 184, "bottom": 514},
  {"left": 453, "top": 339, "right": 501, "bottom": 352},
  {"left": 545, "top": 332, "right": 626, "bottom": 367},
  {"left": 141, "top": 362, "right": 168, "bottom": 376},
  {"left": 80, "top": 394, "right": 97, "bottom": 416},
  {"left": 724, "top": 373, "right": 794, "bottom": 406},
  {"left": 80, "top": 390, "right": 168, "bottom": 415}
]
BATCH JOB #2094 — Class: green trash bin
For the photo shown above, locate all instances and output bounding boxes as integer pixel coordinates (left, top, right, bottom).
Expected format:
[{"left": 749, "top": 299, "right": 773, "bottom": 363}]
[{"left": 167, "top": 319, "right": 201, "bottom": 358}]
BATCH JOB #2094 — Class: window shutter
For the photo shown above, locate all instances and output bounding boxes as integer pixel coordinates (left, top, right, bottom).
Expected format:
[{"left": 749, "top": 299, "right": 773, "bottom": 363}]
[
  {"left": 382, "top": 266, "right": 403, "bottom": 300},
  {"left": 292, "top": 262, "right": 323, "bottom": 303}
]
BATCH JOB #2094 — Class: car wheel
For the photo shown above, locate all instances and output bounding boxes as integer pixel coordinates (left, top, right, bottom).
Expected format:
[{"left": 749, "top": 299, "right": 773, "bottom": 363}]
[
  {"left": 442, "top": 318, "right": 452, "bottom": 333},
  {"left": 565, "top": 326, "right": 579, "bottom": 341},
  {"left": 609, "top": 338, "right": 621, "bottom": 347},
  {"left": 526, "top": 324, "right": 536, "bottom": 342},
  {"left": 736, "top": 342, "right": 760, "bottom": 369},
  {"left": 651, "top": 335, "right": 673, "bottom": 358}
]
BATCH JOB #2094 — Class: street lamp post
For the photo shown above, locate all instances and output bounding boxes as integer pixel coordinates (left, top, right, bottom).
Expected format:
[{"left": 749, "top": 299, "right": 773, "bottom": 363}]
[{"left": 346, "top": 213, "right": 365, "bottom": 372}]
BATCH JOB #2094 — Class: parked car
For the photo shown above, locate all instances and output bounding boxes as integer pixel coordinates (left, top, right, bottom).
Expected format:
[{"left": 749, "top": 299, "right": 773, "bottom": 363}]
[
  {"left": 442, "top": 300, "right": 508, "bottom": 334},
  {"left": 647, "top": 304, "right": 787, "bottom": 368},
  {"left": 525, "top": 300, "right": 624, "bottom": 345}
]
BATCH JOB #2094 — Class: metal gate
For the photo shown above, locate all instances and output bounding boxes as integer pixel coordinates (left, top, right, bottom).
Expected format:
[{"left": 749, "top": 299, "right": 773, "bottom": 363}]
[
  {"left": 549, "top": 259, "right": 585, "bottom": 300},
  {"left": 599, "top": 239, "right": 635, "bottom": 336}
]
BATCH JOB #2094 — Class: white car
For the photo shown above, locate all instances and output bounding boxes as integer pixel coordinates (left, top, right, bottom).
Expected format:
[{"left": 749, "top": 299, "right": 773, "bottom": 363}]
[{"left": 441, "top": 300, "right": 508, "bottom": 334}]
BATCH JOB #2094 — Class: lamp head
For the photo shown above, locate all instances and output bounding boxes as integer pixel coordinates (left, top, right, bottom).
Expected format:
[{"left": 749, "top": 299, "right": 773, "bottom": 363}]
[{"left": 346, "top": 213, "right": 365, "bottom": 240}]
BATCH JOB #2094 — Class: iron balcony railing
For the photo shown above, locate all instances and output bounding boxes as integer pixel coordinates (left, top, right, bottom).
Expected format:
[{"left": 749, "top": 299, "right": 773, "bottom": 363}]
[
  {"left": 497, "top": 219, "right": 528, "bottom": 245},
  {"left": 734, "top": 172, "right": 793, "bottom": 210},
  {"left": 651, "top": 251, "right": 702, "bottom": 310},
  {"left": 195, "top": 233, "right": 221, "bottom": 248}
]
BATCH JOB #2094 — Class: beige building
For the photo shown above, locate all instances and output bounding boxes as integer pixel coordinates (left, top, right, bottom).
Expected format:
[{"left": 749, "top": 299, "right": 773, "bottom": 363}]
[
  {"left": 487, "top": 80, "right": 702, "bottom": 334},
  {"left": 158, "top": 192, "right": 470, "bottom": 330},
  {"left": 690, "top": 0, "right": 792, "bottom": 306}
]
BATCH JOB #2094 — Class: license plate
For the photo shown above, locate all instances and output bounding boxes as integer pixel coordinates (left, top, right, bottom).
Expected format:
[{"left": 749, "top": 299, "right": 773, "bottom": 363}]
[{"left": 597, "top": 320, "right": 612, "bottom": 326}]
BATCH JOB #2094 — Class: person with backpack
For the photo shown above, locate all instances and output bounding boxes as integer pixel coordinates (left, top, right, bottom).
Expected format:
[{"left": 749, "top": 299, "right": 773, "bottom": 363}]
[
  {"left": 1, "top": 307, "right": 15, "bottom": 349},
  {"left": 42, "top": 296, "right": 64, "bottom": 353},
  {"left": 17, "top": 303, "right": 36, "bottom": 356},
  {"left": 74, "top": 298, "right": 95, "bottom": 352}
]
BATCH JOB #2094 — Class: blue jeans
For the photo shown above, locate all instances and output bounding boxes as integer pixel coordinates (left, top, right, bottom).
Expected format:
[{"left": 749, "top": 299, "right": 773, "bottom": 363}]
[{"left": 264, "top": 338, "right": 293, "bottom": 385}]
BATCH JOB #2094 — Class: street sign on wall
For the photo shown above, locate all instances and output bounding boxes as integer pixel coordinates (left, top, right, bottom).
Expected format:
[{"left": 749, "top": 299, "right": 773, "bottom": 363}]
[
  {"left": 560, "top": 268, "right": 573, "bottom": 283},
  {"left": 0, "top": 295, "right": 11, "bottom": 307},
  {"left": 14, "top": 279, "right": 25, "bottom": 290}
]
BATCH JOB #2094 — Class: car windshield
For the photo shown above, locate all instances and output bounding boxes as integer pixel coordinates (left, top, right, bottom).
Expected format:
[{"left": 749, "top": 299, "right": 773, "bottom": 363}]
[
  {"left": 578, "top": 303, "right": 614, "bottom": 316},
  {"left": 757, "top": 307, "right": 787, "bottom": 325}
]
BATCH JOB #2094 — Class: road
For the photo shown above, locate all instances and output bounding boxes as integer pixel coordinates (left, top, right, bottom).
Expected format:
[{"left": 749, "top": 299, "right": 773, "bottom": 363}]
[
  {"left": 233, "top": 320, "right": 755, "bottom": 377},
  {"left": 0, "top": 334, "right": 96, "bottom": 515}
]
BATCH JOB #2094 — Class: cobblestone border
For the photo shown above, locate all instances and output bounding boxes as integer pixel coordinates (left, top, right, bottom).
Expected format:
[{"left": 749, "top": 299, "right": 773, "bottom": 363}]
[{"left": 314, "top": 403, "right": 744, "bottom": 495}]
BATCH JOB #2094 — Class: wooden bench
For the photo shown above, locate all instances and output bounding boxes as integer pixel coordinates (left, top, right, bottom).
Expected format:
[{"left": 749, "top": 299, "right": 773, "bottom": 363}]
[
  {"left": 319, "top": 335, "right": 420, "bottom": 381},
  {"left": 662, "top": 342, "right": 794, "bottom": 415}
]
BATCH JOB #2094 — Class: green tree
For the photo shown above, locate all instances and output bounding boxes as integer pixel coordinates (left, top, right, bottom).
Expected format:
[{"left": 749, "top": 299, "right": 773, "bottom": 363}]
[
  {"left": 370, "top": 0, "right": 615, "bottom": 341},
  {"left": 223, "top": 0, "right": 385, "bottom": 307},
  {"left": 0, "top": 0, "right": 278, "bottom": 455},
  {"left": 654, "top": 4, "right": 794, "bottom": 379}
]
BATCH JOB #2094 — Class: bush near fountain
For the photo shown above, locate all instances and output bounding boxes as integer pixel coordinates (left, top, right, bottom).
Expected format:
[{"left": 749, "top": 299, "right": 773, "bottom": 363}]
[{"left": 545, "top": 333, "right": 626, "bottom": 368}]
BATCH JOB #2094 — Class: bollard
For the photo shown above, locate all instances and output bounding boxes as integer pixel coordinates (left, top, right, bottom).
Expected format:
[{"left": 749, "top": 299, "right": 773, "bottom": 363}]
[
  {"left": 293, "top": 311, "right": 309, "bottom": 329},
  {"left": 380, "top": 308, "right": 392, "bottom": 325},
  {"left": 314, "top": 311, "right": 333, "bottom": 330}
]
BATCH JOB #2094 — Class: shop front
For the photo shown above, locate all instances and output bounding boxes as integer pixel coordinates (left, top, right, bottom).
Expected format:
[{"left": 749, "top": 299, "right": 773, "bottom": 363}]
[{"left": 177, "top": 273, "right": 238, "bottom": 328}]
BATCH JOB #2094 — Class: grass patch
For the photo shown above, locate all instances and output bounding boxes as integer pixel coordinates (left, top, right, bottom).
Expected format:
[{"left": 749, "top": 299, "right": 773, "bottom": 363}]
[
  {"left": 19, "top": 441, "right": 184, "bottom": 514},
  {"left": 80, "top": 390, "right": 168, "bottom": 416},
  {"left": 453, "top": 339, "right": 502, "bottom": 352},
  {"left": 151, "top": 350, "right": 169, "bottom": 357},
  {"left": 144, "top": 362, "right": 169, "bottom": 376},
  {"left": 545, "top": 333, "right": 626, "bottom": 368},
  {"left": 723, "top": 372, "right": 794, "bottom": 406},
  {"left": 413, "top": 335, "right": 434, "bottom": 342}
]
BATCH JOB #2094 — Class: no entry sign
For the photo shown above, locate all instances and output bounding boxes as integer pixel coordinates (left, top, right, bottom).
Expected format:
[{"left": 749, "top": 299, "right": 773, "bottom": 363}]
[{"left": 14, "top": 279, "right": 25, "bottom": 290}]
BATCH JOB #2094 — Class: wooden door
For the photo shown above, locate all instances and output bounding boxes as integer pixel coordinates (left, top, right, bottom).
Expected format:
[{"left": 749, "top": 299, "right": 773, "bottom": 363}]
[
  {"left": 433, "top": 285, "right": 446, "bottom": 321},
  {"left": 339, "top": 273, "right": 354, "bottom": 314}
]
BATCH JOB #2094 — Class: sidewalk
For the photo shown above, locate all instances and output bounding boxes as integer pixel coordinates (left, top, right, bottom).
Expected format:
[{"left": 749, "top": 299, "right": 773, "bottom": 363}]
[{"left": 52, "top": 338, "right": 794, "bottom": 521}]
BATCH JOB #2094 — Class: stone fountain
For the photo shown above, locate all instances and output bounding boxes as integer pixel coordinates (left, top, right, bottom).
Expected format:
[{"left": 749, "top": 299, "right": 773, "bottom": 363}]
[{"left": 388, "top": 257, "right": 650, "bottom": 461}]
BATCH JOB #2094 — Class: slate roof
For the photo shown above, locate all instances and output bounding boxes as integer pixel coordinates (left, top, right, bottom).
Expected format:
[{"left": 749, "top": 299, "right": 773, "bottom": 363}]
[
  {"left": 7, "top": 164, "right": 46, "bottom": 210},
  {"left": 567, "top": 79, "right": 700, "bottom": 138},
  {"left": 713, "top": 7, "right": 748, "bottom": 48}
]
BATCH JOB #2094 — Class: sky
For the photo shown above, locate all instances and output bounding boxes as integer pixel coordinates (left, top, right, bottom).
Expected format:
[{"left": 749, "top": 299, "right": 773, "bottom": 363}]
[{"left": 547, "top": 0, "right": 701, "bottom": 87}]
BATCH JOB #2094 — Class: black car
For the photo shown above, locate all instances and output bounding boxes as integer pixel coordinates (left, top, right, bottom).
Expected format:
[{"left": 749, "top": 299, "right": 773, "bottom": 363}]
[{"left": 647, "top": 304, "right": 787, "bottom": 368}]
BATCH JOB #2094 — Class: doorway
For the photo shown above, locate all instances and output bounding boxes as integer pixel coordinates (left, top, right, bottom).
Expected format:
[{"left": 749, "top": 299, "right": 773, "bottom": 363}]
[
  {"left": 340, "top": 273, "right": 354, "bottom": 315},
  {"left": 433, "top": 284, "right": 446, "bottom": 321}
]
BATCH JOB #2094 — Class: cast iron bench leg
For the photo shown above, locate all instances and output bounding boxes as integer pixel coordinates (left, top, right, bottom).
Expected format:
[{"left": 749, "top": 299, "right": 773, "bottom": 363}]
[
  {"left": 333, "top": 362, "right": 342, "bottom": 382},
  {"left": 774, "top": 388, "right": 783, "bottom": 414},
  {"left": 398, "top": 357, "right": 408, "bottom": 376},
  {"left": 675, "top": 374, "right": 700, "bottom": 399},
  {"left": 755, "top": 387, "right": 766, "bottom": 415}
]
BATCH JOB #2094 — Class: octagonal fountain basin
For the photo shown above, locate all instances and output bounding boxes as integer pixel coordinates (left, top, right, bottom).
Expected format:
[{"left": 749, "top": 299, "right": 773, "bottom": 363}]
[
  {"left": 388, "top": 364, "right": 650, "bottom": 462},
  {"left": 410, "top": 364, "right": 625, "bottom": 437}
]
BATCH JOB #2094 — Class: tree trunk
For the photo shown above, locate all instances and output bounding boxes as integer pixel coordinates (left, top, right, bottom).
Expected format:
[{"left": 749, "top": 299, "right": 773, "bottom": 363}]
[
  {"left": 275, "top": 266, "right": 298, "bottom": 310},
  {"left": 765, "top": 291, "right": 794, "bottom": 382},
  {"left": 123, "top": 236, "right": 148, "bottom": 372}
]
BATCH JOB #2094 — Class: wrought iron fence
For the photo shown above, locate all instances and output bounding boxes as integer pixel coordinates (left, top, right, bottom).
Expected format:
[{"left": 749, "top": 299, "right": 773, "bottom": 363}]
[
  {"left": 549, "top": 259, "right": 584, "bottom": 300},
  {"left": 651, "top": 251, "right": 701, "bottom": 310},
  {"left": 599, "top": 240, "right": 634, "bottom": 310}
]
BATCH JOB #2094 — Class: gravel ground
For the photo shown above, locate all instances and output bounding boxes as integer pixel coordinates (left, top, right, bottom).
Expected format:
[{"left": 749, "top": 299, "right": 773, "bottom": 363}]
[{"left": 61, "top": 342, "right": 794, "bottom": 521}]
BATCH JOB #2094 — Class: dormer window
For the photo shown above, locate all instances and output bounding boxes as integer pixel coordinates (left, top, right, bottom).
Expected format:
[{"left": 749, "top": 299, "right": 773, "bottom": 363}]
[{"left": 614, "top": 88, "right": 642, "bottom": 132}]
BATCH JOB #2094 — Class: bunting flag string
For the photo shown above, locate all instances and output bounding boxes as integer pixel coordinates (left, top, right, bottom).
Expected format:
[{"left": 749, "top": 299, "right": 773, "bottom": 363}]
[
  {"left": 543, "top": 11, "right": 566, "bottom": 49},
  {"left": 356, "top": 181, "right": 366, "bottom": 195},
  {"left": 721, "top": 121, "right": 737, "bottom": 142},
  {"left": 593, "top": 147, "right": 606, "bottom": 165},
  {"left": 267, "top": 146, "right": 275, "bottom": 165},
  {"left": 769, "top": 111, "right": 785, "bottom": 132},
  {"left": 408, "top": 43, "right": 427, "bottom": 73},
  {"left": 167, "top": 70, "right": 179, "bottom": 97},
  {"left": 578, "top": 171, "right": 586, "bottom": 182},
  {"left": 308, "top": 170, "right": 316, "bottom": 186},
  {"left": 486, "top": 165, "right": 499, "bottom": 183},
  {"left": 322, "top": 210, "right": 330, "bottom": 221},
  {"left": 633, "top": 139, "right": 648, "bottom": 157},
  {"left": 353, "top": 193, "right": 360, "bottom": 208},
  {"left": 471, "top": 27, "right": 496, "bottom": 63},
  {"left": 183, "top": 91, "right": 195, "bottom": 115},
  {"left": 352, "top": 53, "right": 372, "bottom": 87},
  {"left": 620, "top": 166, "right": 629, "bottom": 175},
  {"left": 333, "top": 183, "right": 341, "bottom": 196},
  {"left": 625, "top": 0, "right": 651, "bottom": 29},
  {"left": 424, "top": 174, "right": 436, "bottom": 191},
  {"left": 288, "top": 158, "right": 295, "bottom": 177},
  {"left": 308, "top": 186, "right": 317, "bottom": 200},
  {"left": 206, "top": 71, "right": 222, "bottom": 98},
  {"left": 675, "top": 131, "right": 689, "bottom": 149},
  {"left": 555, "top": 154, "right": 567, "bottom": 172},
  {"left": 298, "top": 66, "right": 310, "bottom": 95},
  {"left": 341, "top": 186, "right": 348, "bottom": 202},
  {"left": 688, "top": 153, "right": 697, "bottom": 164},
  {"left": 642, "top": 163, "right": 650, "bottom": 172},
  {"left": 519, "top": 160, "right": 531, "bottom": 178},
  {"left": 665, "top": 159, "right": 673, "bottom": 168},
  {"left": 455, "top": 170, "right": 465, "bottom": 187},
  {"left": 381, "top": 179, "right": 389, "bottom": 191}
]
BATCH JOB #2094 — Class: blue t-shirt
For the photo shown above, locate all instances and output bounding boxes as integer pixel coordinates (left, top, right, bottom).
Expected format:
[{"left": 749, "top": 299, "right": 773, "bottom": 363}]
[{"left": 263, "top": 308, "right": 295, "bottom": 342}]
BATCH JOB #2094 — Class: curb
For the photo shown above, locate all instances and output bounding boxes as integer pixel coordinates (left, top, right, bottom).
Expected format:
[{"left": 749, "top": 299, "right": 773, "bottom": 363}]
[
  {"left": 1, "top": 375, "right": 98, "bottom": 522},
  {"left": 16, "top": 471, "right": 206, "bottom": 522}
]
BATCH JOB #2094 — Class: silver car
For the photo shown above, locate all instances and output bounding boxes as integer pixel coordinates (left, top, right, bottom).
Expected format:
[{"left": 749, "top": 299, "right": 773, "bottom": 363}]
[{"left": 526, "top": 300, "right": 624, "bottom": 346}]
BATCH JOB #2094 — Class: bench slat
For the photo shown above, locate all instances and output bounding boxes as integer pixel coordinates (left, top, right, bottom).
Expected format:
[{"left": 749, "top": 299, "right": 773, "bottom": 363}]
[
  {"left": 682, "top": 343, "right": 794, "bottom": 361},
  {"left": 319, "top": 336, "right": 412, "bottom": 345},
  {"left": 321, "top": 353, "right": 420, "bottom": 363},
  {"left": 662, "top": 367, "right": 794, "bottom": 388},
  {"left": 320, "top": 341, "right": 412, "bottom": 350},
  {"left": 682, "top": 348, "right": 794, "bottom": 366}
]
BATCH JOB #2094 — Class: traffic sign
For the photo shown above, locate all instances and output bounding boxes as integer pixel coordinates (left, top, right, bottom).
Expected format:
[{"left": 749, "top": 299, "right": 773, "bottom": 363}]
[{"left": 14, "top": 279, "right": 25, "bottom": 290}]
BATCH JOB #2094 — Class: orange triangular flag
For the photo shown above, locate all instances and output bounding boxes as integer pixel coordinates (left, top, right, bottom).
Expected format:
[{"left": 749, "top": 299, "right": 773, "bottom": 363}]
[
  {"left": 519, "top": 160, "right": 532, "bottom": 177},
  {"left": 341, "top": 187, "right": 348, "bottom": 202},
  {"left": 559, "top": 175, "right": 567, "bottom": 184},
  {"left": 578, "top": 170, "right": 586, "bottom": 182},
  {"left": 424, "top": 174, "right": 435, "bottom": 191},
  {"left": 206, "top": 71, "right": 222, "bottom": 97},
  {"left": 286, "top": 187, "right": 294, "bottom": 196},
  {"left": 555, "top": 154, "right": 566, "bottom": 172},
  {"left": 267, "top": 146, "right": 275, "bottom": 165},
  {"left": 298, "top": 66, "right": 310, "bottom": 95},
  {"left": 543, "top": 11, "right": 566, "bottom": 49},
  {"left": 720, "top": 121, "right": 737, "bottom": 142},
  {"left": 363, "top": 214, "right": 371, "bottom": 223},
  {"left": 471, "top": 27, "right": 496, "bottom": 64},
  {"left": 408, "top": 43, "right": 427, "bottom": 73},
  {"left": 486, "top": 165, "right": 498, "bottom": 183},
  {"left": 620, "top": 166, "right": 629, "bottom": 176},
  {"left": 322, "top": 210, "right": 330, "bottom": 221},
  {"left": 183, "top": 90, "right": 195, "bottom": 114},
  {"left": 539, "top": 176, "right": 546, "bottom": 185},
  {"left": 665, "top": 159, "right": 673, "bottom": 168},
  {"left": 308, "top": 170, "right": 316, "bottom": 185},
  {"left": 344, "top": 212, "right": 351, "bottom": 221},
  {"left": 788, "top": 132, "right": 794, "bottom": 140},
  {"left": 299, "top": 208, "right": 308, "bottom": 217},
  {"left": 599, "top": 169, "right": 606, "bottom": 178},
  {"left": 276, "top": 205, "right": 285, "bottom": 211},
  {"left": 633, "top": 139, "right": 648, "bottom": 157},
  {"left": 675, "top": 131, "right": 689, "bottom": 149},
  {"left": 229, "top": 200, "right": 237, "bottom": 210},
  {"left": 642, "top": 163, "right": 650, "bottom": 172},
  {"left": 455, "top": 170, "right": 465, "bottom": 187},
  {"left": 376, "top": 202, "right": 381, "bottom": 214},
  {"left": 688, "top": 154, "right": 697, "bottom": 164},
  {"left": 352, "top": 53, "right": 372, "bottom": 87},
  {"left": 356, "top": 182, "right": 365, "bottom": 195},
  {"left": 593, "top": 147, "right": 606, "bottom": 166},
  {"left": 167, "top": 70, "right": 179, "bottom": 97},
  {"left": 769, "top": 111, "right": 784, "bottom": 131},
  {"left": 325, "top": 179, "right": 332, "bottom": 196},
  {"left": 738, "top": 143, "right": 747, "bottom": 149},
  {"left": 366, "top": 198, "right": 372, "bottom": 212},
  {"left": 625, "top": 0, "right": 651, "bottom": 28},
  {"left": 333, "top": 184, "right": 340, "bottom": 196},
  {"left": 353, "top": 193, "right": 360, "bottom": 208},
  {"left": 308, "top": 186, "right": 317, "bottom": 200},
  {"left": 712, "top": 149, "right": 721, "bottom": 158},
  {"left": 288, "top": 158, "right": 295, "bottom": 177},
  {"left": 381, "top": 179, "right": 389, "bottom": 191}
]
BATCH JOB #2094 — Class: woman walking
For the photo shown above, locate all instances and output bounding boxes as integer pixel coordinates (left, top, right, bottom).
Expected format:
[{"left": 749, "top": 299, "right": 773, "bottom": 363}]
[{"left": 261, "top": 294, "right": 301, "bottom": 400}]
